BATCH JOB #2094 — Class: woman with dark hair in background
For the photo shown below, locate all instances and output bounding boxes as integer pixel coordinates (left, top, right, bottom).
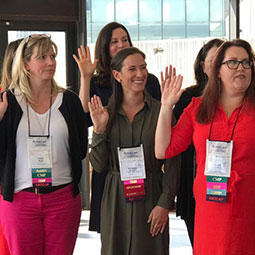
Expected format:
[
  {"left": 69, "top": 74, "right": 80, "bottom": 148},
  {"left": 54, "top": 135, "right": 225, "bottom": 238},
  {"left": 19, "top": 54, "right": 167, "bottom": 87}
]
[
  {"left": 89, "top": 47, "right": 180, "bottom": 255},
  {"left": 73, "top": 21, "right": 161, "bottom": 232},
  {"left": 156, "top": 39, "right": 255, "bottom": 254},
  {"left": 173, "top": 38, "right": 224, "bottom": 246}
]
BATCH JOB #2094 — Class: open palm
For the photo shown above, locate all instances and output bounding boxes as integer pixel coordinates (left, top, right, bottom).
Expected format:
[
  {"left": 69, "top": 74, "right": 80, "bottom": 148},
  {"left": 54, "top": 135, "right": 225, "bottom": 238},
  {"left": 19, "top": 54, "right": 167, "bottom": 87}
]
[
  {"left": 88, "top": 95, "right": 109, "bottom": 133},
  {"left": 161, "top": 74, "right": 184, "bottom": 107},
  {"left": 73, "top": 45, "right": 98, "bottom": 77}
]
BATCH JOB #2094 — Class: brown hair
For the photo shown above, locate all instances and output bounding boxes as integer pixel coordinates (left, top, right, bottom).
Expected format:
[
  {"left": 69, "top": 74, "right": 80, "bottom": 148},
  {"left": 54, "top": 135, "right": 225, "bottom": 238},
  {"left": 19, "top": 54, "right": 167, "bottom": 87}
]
[
  {"left": 94, "top": 22, "right": 133, "bottom": 87},
  {"left": 197, "top": 39, "right": 255, "bottom": 124},
  {"left": 107, "top": 47, "right": 146, "bottom": 133}
]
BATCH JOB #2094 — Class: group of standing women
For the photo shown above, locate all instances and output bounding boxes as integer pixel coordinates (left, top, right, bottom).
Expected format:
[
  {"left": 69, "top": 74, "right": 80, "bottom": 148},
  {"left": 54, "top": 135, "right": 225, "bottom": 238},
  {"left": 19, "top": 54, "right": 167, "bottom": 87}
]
[{"left": 1, "top": 20, "right": 255, "bottom": 255}]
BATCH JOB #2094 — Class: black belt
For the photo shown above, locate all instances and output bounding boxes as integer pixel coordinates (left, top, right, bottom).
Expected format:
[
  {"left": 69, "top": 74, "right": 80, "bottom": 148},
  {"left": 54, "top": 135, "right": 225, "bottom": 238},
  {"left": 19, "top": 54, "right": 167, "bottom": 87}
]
[{"left": 22, "top": 183, "right": 71, "bottom": 195}]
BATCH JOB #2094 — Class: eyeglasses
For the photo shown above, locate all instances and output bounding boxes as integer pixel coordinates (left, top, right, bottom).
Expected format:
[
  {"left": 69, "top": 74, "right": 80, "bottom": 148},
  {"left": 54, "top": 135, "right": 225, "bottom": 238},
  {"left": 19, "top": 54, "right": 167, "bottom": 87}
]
[{"left": 221, "top": 59, "right": 253, "bottom": 69}]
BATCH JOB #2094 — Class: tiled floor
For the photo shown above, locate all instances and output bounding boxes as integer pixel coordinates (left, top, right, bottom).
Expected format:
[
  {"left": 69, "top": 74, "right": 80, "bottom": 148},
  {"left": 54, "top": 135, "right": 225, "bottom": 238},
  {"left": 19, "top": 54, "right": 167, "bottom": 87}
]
[{"left": 74, "top": 210, "right": 192, "bottom": 255}]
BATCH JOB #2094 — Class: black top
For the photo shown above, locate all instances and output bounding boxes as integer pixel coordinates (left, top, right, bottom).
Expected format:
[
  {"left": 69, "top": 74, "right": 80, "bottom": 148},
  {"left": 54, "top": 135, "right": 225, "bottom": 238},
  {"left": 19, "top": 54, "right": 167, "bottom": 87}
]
[
  {"left": 0, "top": 89, "right": 88, "bottom": 202},
  {"left": 173, "top": 87, "right": 201, "bottom": 221}
]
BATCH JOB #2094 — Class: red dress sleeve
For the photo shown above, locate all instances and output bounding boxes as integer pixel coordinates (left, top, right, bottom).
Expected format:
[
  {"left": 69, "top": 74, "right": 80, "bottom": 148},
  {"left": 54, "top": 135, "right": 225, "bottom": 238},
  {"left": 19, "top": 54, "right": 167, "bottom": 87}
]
[{"left": 165, "top": 97, "right": 201, "bottom": 158}]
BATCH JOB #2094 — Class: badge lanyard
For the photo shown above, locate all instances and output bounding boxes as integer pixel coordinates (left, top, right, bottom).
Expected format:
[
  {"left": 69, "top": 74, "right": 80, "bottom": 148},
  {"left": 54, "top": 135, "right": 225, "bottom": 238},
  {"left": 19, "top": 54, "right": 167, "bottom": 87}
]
[
  {"left": 205, "top": 104, "right": 243, "bottom": 202},
  {"left": 117, "top": 107, "right": 147, "bottom": 202},
  {"left": 27, "top": 95, "right": 53, "bottom": 188}
]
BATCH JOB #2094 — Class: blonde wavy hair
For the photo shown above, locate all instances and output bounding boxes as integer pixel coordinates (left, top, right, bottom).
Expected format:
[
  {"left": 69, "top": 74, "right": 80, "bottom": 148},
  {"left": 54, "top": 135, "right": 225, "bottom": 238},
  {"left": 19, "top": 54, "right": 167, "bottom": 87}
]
[
  {"left": 0, "top": 38, "right": 23, "bottom": 91},
  {"left": 9, "top": 35, "right": 65, "bottom": 103}
]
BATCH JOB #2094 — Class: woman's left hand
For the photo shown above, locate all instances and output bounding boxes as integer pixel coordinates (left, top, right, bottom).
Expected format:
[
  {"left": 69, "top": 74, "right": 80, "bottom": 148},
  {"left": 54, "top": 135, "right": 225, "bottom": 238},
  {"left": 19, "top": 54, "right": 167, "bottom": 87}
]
[{"left": 147, "top": 206, "right": 170, "bottom": 237}]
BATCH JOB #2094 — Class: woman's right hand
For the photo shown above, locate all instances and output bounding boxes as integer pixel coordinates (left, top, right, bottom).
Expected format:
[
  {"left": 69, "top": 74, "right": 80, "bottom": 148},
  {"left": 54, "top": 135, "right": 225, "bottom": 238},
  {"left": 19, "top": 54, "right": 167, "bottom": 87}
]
[
  {"left": 88, "top": 95, "right": 109, "bottom": 134},
  {"left": 160, "top": 65, "right": 176, "bottom": 94},
  {"left": 160, "top": 70, "right": 184, "bottom": 108},
  {"left": 0, "top": 92, "right": 8, "bottom": 121},
  {"left": 73, "top": 45, "right": 98, "bottom": 78}
]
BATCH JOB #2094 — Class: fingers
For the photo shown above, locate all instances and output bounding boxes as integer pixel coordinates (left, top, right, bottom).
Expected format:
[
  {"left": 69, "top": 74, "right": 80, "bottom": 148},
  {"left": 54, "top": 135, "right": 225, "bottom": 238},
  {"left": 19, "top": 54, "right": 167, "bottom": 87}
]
[
  {"left": 164, "top": 66, "right": 169, "bottom": 80},
  {"left": 0, "top": 92, "right": 8, "bottom": 121},
  {"left": 72, "top": 53, "right": 79, "bottom": 63},
  {"left": 148, "top": 211, "right": 163, "bottom": 237},
  {"left": 2, "top": 92, "right": 8, "bottom": 104},
  {"left": 150, "top": 221, "right": 163, "bottom": 237},
  {"left": 160, "top": 222, "right": 166, "bottom": 234},
  {"left": 173, "top": 66, "right": 176, "bottom": 77},
  {"left": 89, "top": 96, "right": 104, "bottom": 111},
  {"left": 160, "top": 71, "right": 165, "bottom": 93},
  {"left": 85, "top": 46, "right": 91, "bottom": 60}
]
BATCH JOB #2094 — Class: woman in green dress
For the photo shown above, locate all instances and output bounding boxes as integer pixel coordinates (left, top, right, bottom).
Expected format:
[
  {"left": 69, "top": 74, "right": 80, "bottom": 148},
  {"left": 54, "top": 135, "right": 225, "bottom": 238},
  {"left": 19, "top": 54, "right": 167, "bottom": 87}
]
[{"left": 89, "top": 47, "right": 180, "bottom": 255}]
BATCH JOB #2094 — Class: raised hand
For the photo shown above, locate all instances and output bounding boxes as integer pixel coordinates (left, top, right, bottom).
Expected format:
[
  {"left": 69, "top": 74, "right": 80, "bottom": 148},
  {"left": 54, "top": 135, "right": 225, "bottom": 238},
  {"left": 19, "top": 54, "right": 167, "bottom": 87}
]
[
  {"left": 73, "top": 45, "right": 98, "bottom": 77},
  {"left": 88, "top": 95, "right": 109, "bottom": 134},
  {"left": 161, "top": 74, "right": 184, "bottom": 108},
  {"left": 160, "top": 65, "right": 176, "bottom": 94},
  {"left": 0, "top": 92, "right": 8, "bottom": 121}
]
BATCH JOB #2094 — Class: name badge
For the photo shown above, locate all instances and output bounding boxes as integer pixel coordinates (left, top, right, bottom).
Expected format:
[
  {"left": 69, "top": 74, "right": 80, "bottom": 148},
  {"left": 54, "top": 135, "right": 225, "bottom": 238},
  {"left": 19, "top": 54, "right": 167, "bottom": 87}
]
[
  {"left": 206, "top": 176, "right": 228, "bottom": 203},
  {"left": 27, "top": 136, "right": 53, "bottom": 187},
  {"left": 204, "top": 139, "right": 233, "bottom": 177},
  {"left": 117, "top": 145, "right": 146, "bottom": 202},
  {"left": 117, "top": 144, "right": 146, "bottom": 181},
  {"left": 124, "top": 179, "right": 146, "bottom": 202}
]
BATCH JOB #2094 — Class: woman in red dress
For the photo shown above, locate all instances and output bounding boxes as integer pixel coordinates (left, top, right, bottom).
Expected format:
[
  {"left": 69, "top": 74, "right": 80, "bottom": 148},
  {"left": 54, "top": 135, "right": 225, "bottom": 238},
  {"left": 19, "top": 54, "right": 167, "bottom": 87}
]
[{"left": 155, "top": 39, "right": 255, "bottom": 255}]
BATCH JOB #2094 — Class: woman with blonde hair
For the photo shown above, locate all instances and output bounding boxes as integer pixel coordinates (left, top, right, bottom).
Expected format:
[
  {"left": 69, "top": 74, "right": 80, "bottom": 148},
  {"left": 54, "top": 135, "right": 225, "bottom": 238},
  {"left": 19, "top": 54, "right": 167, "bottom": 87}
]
[
  {"left": 0, "top": 34, "right": 87, "bottom": 255},
  {"left": 0, "top": 38, "right": 21, "bottom": 255}
]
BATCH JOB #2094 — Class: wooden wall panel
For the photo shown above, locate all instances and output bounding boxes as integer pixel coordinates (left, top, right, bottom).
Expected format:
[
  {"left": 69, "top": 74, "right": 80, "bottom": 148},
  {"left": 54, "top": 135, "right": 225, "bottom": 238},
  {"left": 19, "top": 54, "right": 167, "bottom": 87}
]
[{"left": 0, "top": 0, "right": 79, "bottom": 22}]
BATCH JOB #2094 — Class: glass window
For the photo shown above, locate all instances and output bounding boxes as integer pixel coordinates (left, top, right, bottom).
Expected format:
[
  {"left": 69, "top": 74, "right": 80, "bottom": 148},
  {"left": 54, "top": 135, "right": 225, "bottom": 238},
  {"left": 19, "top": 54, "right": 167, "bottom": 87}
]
[
  {"left": 90, "top": 23, "right": 106, "bottom": 43},
  {"left": 125, "top": 24, "right": 139, "bottom": 41},
  {"left": 210, "top": 0, "right": 223, "bottom": 22},
  {"left": 186, "top": 23, "right": 209, "bottom": 37},
  {"left": 8, "top": 31, "right": 66, "bottom": 87},
  {"left": 187, "top": 0, "right": 209, "bottom": 22},
  {"left": 139, "top": 24, "right": 162, "bottom": 40},
  {"left": 210, "top": 22, "right": 224, "bottom": 37},
  {"left": 163, "top": 23, "right": 185, "bottom": 39},
  {"left": 116, "top": 0, "right": 138, "bottom": 23},
  {"left": 91, "top": 0, "right": 114, "bottom": 23},
  {"left": 163, "top": 0, "right": 185, "bottom": 22},
  {"left": 139, "top": 0, "right": 161, "bottom": 22},
  {"left": 87, "top": 0, "right": 92, "bottom": 43}
]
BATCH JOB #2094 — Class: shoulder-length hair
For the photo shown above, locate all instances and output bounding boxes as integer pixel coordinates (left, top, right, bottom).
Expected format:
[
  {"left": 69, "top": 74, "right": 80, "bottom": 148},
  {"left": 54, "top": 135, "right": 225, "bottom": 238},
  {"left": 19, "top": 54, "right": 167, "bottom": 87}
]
[
  {"left": 189, "top": 38, "right": 224, "bottom": 95},
  {"left": 94, "top": 22, "right": 133, "bottom": 87},
  {"left": 107, "top": 47, "right": 146, "bottom": 133},
  {"left": 197, "top": 39, "right": 255, "bottom": 124},
  {"left": 9, "top": 35, "right": 64, "bottom": 103},
  {"left": 0, "top": 38, "right": 23, "bottom": 91}
]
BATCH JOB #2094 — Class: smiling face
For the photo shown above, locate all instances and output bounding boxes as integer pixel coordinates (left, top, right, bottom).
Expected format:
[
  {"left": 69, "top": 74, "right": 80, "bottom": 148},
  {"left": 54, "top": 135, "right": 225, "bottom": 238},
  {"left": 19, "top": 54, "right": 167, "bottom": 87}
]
[
  {"left": 113, "top": 53, "right": 148, "bottom": 94},
  {"left": 109, "top": 28, "right": 131, "bottom": 57},
  {"left": 25, "top": 46, "right": 56, "bottom": 82},
  {"left": 218, "top": 46, "right": 252, "bottom": 97}
]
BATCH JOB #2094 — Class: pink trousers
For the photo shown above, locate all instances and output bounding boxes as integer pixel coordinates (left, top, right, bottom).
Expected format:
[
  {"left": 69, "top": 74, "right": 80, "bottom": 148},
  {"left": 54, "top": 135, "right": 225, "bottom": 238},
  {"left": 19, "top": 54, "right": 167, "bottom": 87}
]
[{"left": 0, "top": 184, "right": 81, "bottom": 255}]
